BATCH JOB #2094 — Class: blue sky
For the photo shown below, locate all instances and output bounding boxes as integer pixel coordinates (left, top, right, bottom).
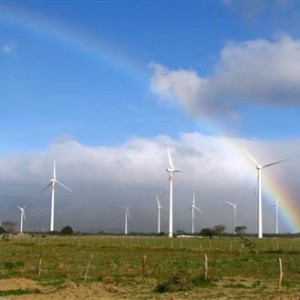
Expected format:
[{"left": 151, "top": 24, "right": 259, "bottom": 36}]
[
  {"left": 1, "top": 1, "right": 300, "bottom": 154},
  {"left": 1, "top": 1, "right": 300, "bottom": 233}
]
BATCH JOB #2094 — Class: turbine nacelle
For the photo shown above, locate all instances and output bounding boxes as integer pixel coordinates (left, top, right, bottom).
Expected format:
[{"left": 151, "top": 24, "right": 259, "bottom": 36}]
[{"left": 166, "top": 168, "right": 181, "bottom": 173}]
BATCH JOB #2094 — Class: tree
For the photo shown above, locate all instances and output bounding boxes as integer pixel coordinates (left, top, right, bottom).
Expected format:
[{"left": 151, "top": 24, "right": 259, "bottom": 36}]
[
  {"left": 0, "top": 227, "right": 5, "bottom": 234},
  {"left": 200, "top": 228, "right": 214, "bottom": 239},
  {"left": 235, "top": 225, "right": 247, "bottom": 236},
  {"left": 61, "top": 226, "right": 74, "bottom": 236},
  {"left": 212, "top": 225, "right": 226, "bottom": 238}
]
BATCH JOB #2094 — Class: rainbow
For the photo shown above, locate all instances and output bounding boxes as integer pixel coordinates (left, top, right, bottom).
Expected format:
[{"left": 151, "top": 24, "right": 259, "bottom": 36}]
[
  {"left": 0, "top": 4, "right": 147, "bottom": 81},
  {"left": 0, "top": 4, "right": 299, "bottom": 234},
  {"left": 232, "top": 141, "right": 299, "bottom": 234},
  {"left": 263, "top": 173, "right": 299, "bottom": 233},
  {"left": 200, "top": 118, "right": 299, "bottom": 233}
]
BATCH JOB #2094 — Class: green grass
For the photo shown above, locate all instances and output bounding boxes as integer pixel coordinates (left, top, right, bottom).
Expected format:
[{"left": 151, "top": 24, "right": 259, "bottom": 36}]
[
  {"left": 0, "top": 289, "right": 41, "bottom": 296},
  {"left": 1, "top": 235, "right": 300, "bottom": 297}
]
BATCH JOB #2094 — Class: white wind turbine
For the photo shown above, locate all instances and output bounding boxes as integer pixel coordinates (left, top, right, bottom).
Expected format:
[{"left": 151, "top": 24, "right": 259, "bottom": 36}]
[
  {"left": 156, "top": 195, "right": 163, "bottom": 234},
  {"left": 190, "top": 193, "right": 203, "bottom": 234},
  {"left": 242, "top": 148, "right": 286, "bottom": 239},
  {"left": 17, "top": 205, "right": 27, "bottom": 233},
  {"left": 166, "top": 147, "right": 181, "bottom": 238},
  {"left": 124, "top": 207, "right": 131, "bottom": 235},
  {"left": 274, "top": 196, "right": 280, "bottom": 235},
  {"left": 40, "top": 160, "right": 71, "bottom": 232},
  {"left": 225, "top": 201, "right": 237, "bottom": 234}
]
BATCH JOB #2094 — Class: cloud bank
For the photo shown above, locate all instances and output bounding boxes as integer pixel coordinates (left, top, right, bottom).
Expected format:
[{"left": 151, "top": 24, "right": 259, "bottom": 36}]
[
  {"left": 0, "top": 134, "right": 297, "bottom": 234},
  {"left": 150, "top": 36, "right": 300, "bottom": 118}
]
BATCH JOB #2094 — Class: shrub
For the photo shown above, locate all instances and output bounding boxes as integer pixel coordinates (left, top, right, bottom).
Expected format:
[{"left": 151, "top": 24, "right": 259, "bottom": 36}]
[{"left": 61, "top": 226, "right": 74, "bottom": 236}]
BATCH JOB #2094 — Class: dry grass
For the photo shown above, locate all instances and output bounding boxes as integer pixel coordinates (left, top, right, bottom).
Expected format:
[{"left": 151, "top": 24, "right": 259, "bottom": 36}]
[{"left": 1, "top": 235, "right": 300, "bottom": 298}]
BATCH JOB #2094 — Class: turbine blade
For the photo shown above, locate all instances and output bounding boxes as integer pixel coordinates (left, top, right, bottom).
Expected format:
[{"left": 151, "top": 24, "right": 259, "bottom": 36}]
[
  {"left": 53, "top": 160, "right": 56, "bottom": 181},
  {"left": 167, "top": 147, "right": 174, "bottom": 169},
  {"left": 274, "top": 195, "right": 280, "bottom": 208},
  {"left": 39, "top": 182, "right": 52, "bottom": 195},
  {"left": 56, "top": 180, "right": 72, "bottom": 192},
  {"left": 225, "top": 201, "right": 235, "bottom": 207},
  {"left": 23, "top": 206, "right": 27, "bottom": 221},
  {"left": 17, "top": 205, "right": 22, "bottom": 211},
  {"left": 156, "top": 195, "right": 161, "bottom": 207},
  {"left": 23, "top": 211, "right": 26, "bottom": 221},
  {"left": 241, "top": 147, "right": 261, "bottom": 168},
  {"left": 195, "top": 206, "right": 203, "bottom": 214},
  {"left": 262, "top": 159, "right": 288, "bottom": 169},
  {"left": 126, "top": 208, "right": 132, "bottom": 220}
]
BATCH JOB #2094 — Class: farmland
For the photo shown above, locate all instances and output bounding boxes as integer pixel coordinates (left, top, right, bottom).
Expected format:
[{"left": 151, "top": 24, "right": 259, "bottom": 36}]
[{"left": 1, "top": 235, "right": 300, "bottom": 299}]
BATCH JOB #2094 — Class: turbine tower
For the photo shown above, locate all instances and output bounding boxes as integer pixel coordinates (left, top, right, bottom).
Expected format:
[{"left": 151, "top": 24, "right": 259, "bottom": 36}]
[
  {"left": 225, "top": 201, "right": 237, "bottom": 234},
  {"left": 124, "top": 207, "right": 131, "bottom": 235},
  {"left": 156, "top": 195, "right": 163, "bottom": 234},
  {"left": 166, "top": 147, "right": 181, "bottom": 238},
  {"left": 190, "top": 193, "right": 203, "bottom": 234},
  {"left": 17, "top": 205, "right": 27, "bottom": 233},
  {"left": 40, "top": 160, "right": 71, "bottom": 232},
  {"left": 242, "top": 148, "right": 286, "bottom": 239},
  {"left": 274, "top": 196, "right": 280, "bottom": 235}
]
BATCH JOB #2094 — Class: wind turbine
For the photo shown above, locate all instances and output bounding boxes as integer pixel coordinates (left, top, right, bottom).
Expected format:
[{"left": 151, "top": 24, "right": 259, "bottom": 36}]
[
  {"left": 124, "top": 207, "right": 131, "bottom": 235},
  {"left": 156, "top": 195, "right": 163, "bottom": 234},
  {"left": 40, "top": 160, "right": 71, "bottom": 232},
  {"left": 225, "top": 201, "right": 237, "bottom": 234},
  {"left": 274, "top": 196, "right": 280, "bottom": 235},
  {"left": 190, "top": 193, "right": 203, "bottom": 234},
  {"left": 17, "top": 205, "right": 27, "bottom": 233},
  {"left": 242, "top": 148, "right": 286, "bottom": 239},
  {"left": 166, "top": 147, "right": 181, "bottom": 238}
]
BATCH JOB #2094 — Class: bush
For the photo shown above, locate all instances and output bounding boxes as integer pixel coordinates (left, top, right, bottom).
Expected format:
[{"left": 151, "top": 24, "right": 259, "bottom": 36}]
[
  {"left": 154, "top": 273, "right": 216, "bottom": 293},
  {"left": 61, "top": 226, "right": 74, "bottom": 236}
]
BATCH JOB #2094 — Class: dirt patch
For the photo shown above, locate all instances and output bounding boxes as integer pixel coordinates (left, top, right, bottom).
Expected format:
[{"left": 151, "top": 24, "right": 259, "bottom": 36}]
[
  {"left": 0, "top": 279, "right": 125, "bottom": 300},
  {"left": 0, "top": 278, "right": 41, "bottom": 291},
  {"left": 1, "top": 277, "right": 299, "bottom": 299}
]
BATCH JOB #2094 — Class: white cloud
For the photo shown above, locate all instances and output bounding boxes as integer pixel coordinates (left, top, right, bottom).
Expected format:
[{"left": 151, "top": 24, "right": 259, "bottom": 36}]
[
  {"left": 150, "top": 36, "right": 300, "bottom": 118},
  {"left": 0, "top": 134, "right": 297, "bottom": 234},
  {"left": 1, "top": 41, "right": 17, "bottom": 55},
  {"left": 149, "top": 63, "right": 208, "bottom": 116},
  {"left": 221, "top": 0, "right": 265, "bottom": 21}
]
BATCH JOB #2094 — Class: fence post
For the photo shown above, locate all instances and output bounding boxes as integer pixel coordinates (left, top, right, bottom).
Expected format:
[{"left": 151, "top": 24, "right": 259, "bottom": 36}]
[
  {"left": 204, "top": 253, "right": 208, "bottom": 280},
  {"left": 84, "top": 253, "right": 95, "bottom": 281},
  {"left": 278, "top": 257, "right": 283, "bottom": 289}
]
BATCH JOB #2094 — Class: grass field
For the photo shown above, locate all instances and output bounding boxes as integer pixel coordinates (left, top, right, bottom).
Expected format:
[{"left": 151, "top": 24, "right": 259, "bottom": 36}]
[{"left": 1, "top": 234, "right": 300, "bottom": 299}]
